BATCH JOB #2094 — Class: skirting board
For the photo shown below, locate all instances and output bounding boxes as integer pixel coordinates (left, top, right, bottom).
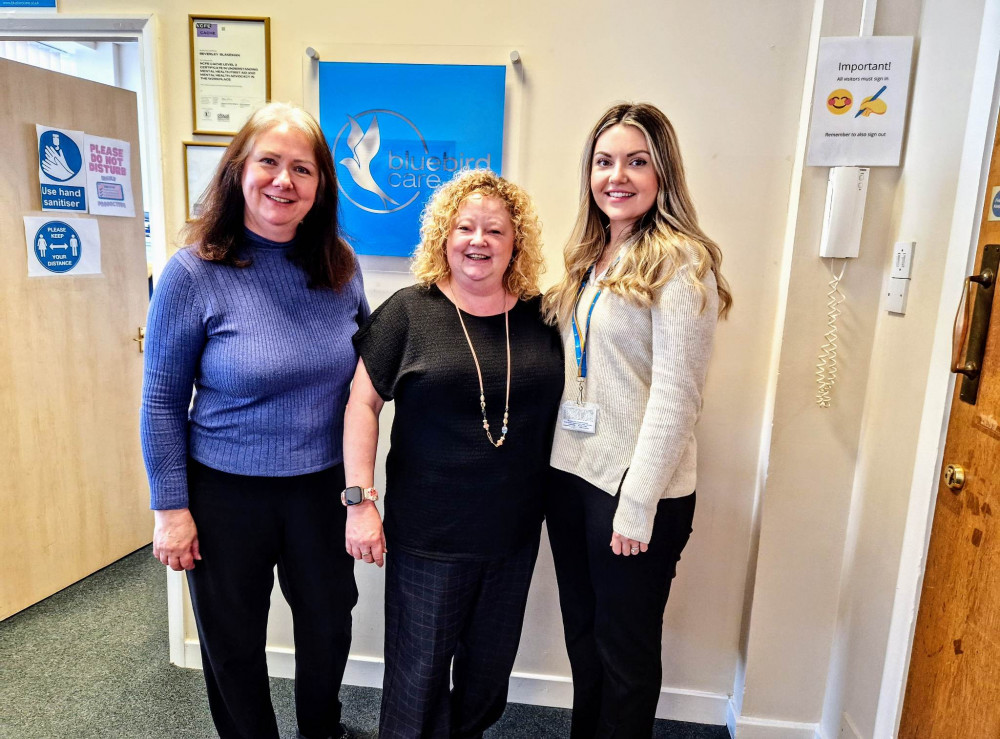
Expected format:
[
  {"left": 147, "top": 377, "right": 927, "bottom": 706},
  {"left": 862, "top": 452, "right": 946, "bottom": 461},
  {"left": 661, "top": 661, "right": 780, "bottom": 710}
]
[
  {"left": 727, "top": 699, "right": 826, "bottom": 739},
  {"left": 182, "top": 641, "right": 729, "bottom": 725}
]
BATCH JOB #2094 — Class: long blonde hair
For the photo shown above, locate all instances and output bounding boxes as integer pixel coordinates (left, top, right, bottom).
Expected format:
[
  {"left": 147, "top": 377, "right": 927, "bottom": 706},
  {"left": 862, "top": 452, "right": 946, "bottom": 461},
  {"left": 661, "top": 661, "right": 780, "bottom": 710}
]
[
  {"left": 412, "top": 169, "right": 545, "bottom": 298},
  {"left": 543, "top": 103, "right": 731, "bottom": 326}
]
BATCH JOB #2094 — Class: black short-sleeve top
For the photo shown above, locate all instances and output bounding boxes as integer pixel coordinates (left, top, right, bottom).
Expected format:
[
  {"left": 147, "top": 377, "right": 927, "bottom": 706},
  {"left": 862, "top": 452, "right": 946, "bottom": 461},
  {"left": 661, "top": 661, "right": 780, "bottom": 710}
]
[{"left": 352, "top": 284, "right": 564, "bottom": 561}]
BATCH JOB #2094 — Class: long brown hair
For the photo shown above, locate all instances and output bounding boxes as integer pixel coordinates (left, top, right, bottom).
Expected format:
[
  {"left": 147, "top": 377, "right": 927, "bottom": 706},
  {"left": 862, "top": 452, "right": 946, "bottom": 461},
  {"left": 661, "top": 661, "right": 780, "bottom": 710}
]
[
  {"left": 181, "top": 102, "right": 355, "bottom": 290},
  {"left": 543, "top": 102, "right": 732, "bottom": 326}
]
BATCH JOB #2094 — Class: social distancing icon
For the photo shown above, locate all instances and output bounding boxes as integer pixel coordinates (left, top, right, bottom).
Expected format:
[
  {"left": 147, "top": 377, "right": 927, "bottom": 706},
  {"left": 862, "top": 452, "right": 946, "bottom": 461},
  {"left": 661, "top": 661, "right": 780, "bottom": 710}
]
[
  {"left": 23, "top": 216, "right": 102, "bottom": 277},
  {"left": 33, "top": 222, "right": 82, "bottom": 273}
]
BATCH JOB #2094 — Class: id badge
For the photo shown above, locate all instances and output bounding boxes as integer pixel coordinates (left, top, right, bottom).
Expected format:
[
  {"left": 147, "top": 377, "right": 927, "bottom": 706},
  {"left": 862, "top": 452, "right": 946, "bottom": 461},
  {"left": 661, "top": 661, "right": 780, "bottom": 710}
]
[{"left": 561, "top": 400, "right": 599, "bottom": 434}]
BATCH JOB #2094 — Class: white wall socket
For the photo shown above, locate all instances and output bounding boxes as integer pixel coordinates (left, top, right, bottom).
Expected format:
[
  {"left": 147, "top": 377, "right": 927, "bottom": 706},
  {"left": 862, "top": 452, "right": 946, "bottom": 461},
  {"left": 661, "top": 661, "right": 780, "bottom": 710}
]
[{"left": 891, "top": 241, "right": 915, "bottom": 278}]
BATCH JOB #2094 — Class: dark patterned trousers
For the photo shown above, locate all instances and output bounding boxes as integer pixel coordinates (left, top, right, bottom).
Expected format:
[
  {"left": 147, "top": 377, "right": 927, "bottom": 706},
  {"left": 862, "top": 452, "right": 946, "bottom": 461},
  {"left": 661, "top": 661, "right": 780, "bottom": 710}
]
[
  {"left": 379, "top": 536, "right": 540, "bottom": 739},
  {"left": 185, "top": 459, "right": 358, "bottom": 739},
  {"left": 546, "top": 467, "right": 695, "bottom": 739}
]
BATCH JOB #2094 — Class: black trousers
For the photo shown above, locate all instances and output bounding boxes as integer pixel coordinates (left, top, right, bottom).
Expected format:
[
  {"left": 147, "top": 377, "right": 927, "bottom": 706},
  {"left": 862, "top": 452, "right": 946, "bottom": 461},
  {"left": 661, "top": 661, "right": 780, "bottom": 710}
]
[
  {"left": 186, "top": 459, "right": 358, "bottom": 739},
  {"left": 379, "top": 536, "right": 540, "bottom": 739},
  {"left": 546, "top": 468, "right": 695, "bottom": 739}
]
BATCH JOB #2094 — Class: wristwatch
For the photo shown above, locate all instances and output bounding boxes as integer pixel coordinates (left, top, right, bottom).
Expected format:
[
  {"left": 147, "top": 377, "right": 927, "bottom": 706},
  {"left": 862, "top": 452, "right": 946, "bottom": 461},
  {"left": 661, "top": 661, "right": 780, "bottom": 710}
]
[{"left": 341, "top": 486, "right": 379, "bottom": 506}]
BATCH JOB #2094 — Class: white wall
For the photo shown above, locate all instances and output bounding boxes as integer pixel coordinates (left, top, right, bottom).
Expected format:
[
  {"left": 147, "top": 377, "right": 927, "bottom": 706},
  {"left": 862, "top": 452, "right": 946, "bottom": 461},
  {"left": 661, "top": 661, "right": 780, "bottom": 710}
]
[
  {"left": 821, "top": 0, "right": 997, "bottom": 737},
  {"left": 734, "top": 0, "right": 997, "bottom": 737}
]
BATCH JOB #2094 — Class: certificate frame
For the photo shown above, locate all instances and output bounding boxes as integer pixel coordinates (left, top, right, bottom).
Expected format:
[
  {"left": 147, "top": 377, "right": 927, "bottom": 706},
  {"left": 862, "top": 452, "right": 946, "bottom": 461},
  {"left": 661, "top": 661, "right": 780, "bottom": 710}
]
[
  {"left": 183, "top": 141, "right": 229, "bottom": 221},
  {"left": 189, "top": 15, "right": 271, "bottom": 135}
]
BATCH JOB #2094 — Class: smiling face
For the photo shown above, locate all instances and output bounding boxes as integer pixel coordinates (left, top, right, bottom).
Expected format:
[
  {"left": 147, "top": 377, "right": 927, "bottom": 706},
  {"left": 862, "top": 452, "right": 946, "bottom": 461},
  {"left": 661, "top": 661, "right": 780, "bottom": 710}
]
[
  {"left": 445, "top": 194, "right": 515, "bottom": 296},
  {"left": 590, "top": 123, "right": 659, "bottom": 243},
  {"left": 242, "top": 123, "right": 319, "bottom": 242}
]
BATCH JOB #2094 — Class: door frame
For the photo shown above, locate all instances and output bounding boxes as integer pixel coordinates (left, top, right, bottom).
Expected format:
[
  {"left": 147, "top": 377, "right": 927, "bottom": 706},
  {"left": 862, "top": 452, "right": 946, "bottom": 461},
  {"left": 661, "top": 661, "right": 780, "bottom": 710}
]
[
  {"left": 876, "top": 1, "right": 1000, "bottom": 734},
  {"left": 0, "top": 12, "right": 179, "bottom": 663}
]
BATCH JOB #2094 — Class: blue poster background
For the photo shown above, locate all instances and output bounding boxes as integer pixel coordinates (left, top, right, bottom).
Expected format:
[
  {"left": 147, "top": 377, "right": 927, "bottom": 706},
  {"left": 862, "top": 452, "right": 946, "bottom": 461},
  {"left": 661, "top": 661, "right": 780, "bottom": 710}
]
[{"left": 319, "top": 62, "right": 506, "bottom": 257}]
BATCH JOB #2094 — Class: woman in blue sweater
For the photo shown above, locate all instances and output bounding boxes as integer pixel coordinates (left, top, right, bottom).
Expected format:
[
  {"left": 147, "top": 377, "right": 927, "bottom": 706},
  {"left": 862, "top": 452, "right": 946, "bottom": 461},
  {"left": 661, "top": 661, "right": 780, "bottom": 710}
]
[{"left": 140, "top": 103, "right": 368, "bottom": 739}]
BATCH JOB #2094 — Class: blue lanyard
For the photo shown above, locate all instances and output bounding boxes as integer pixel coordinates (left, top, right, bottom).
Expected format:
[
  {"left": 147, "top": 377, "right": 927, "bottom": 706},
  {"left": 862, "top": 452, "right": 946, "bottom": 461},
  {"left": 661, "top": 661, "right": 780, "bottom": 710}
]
[
  {"left": 571, "top": 256, "right": 620, "bottom": 383},
  {"left": 572, "top": 266, "right": 601, "bottom": 381}
]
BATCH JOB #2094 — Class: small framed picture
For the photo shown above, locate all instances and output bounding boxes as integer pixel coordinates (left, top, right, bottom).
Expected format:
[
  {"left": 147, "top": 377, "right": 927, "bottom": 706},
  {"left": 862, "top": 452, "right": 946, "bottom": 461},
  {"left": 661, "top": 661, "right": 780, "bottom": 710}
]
[
  {"left": 189, "top": 15, "right": 271, "bottom": 135},
  {"left": 183, "top": 141, "right": 229, "bottom": 221}
]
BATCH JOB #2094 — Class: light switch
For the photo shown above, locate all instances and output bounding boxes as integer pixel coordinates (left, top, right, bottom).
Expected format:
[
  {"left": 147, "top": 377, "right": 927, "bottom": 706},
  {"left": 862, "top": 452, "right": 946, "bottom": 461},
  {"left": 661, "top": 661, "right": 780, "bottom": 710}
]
[{"left": 891, "top": 241, "right": 915, "bottom": 279}]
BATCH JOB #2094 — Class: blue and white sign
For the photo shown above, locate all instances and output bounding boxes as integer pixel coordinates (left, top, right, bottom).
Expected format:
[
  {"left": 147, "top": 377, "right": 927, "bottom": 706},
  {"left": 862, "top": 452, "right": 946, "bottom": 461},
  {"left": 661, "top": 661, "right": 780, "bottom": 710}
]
[
  {"left": 23, "top": 216, "right": 102, "bottom": 277},
  {"left": 990, "top": 186, "right": 1000, "bottom": 222},
  {"left": 36, "top": 125, "right": 87, "bottom": 212},
  {"left": 319, "top": 62, "right": 506, "bottom": 257}
]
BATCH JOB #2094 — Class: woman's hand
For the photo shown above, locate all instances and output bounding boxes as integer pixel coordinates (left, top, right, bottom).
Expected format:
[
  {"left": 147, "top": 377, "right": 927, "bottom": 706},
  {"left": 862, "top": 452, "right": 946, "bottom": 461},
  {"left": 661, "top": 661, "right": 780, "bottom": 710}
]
[
  {"left": 610, "top": 531, "right": 648, "bottom": 557},
  {"left": 153, "top": 508, "right": 201, "bottom": 571},
  {"left": 345, "top": 501, "right": 386, "bottom": 567}
]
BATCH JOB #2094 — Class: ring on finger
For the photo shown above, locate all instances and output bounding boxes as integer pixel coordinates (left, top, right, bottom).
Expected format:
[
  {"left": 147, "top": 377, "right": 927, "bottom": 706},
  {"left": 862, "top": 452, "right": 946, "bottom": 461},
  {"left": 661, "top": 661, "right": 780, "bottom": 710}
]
[{"left": 630, "top": 546, "right": 640, "bottom": 554}]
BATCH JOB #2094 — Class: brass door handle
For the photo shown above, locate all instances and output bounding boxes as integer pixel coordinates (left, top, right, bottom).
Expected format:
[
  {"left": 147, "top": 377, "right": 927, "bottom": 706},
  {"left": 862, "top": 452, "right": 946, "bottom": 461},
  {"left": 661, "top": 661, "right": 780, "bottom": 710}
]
[
  {"left": 133, "top": 326, "right": 145, "bottom": 353},
  {"left": 951, "top": 269, "right": 993, "bottom": 377},
  {"left": 943, "top": 463, "right": 966, "bottom": 492},
  {"left": 952, "top": 245, "right": 1000, "bottom": 405}
]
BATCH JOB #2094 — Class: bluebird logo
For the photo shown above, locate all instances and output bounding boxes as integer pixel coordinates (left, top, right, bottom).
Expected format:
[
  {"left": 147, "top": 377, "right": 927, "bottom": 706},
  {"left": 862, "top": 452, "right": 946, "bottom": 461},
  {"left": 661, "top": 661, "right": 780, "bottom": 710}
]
[
  {"left": 339, "top": 114, "right": 400, "bottom": 210},
  {"left": 333, "top": 109, "right": 494, "bottom": 216}
]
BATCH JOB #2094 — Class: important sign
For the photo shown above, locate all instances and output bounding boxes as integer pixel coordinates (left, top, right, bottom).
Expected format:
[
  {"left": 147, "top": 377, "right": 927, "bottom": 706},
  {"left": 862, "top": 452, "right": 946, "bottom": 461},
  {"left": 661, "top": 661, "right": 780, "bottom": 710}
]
[
  {"left": 36, "top": 125, "right": 87, "bottom": 211},
  {"left": 806, "top": 37, "right": 914, "bottom": 167},
  {"left": 23, "top": 216, "right": 102, "bottom": 277}
]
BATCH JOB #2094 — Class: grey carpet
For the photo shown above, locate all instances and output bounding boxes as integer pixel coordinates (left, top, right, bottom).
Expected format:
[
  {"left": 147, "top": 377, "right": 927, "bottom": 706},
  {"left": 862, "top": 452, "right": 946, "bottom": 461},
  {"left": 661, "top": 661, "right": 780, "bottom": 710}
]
[{"left": 0, "top": 547, "right": 728, "bottom": 739}]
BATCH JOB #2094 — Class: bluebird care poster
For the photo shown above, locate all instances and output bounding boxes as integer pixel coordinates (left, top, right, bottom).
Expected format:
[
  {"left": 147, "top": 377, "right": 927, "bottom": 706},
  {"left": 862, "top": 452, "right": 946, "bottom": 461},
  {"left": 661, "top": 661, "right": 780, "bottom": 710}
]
[{"left": 319, "top": 62, "right": 506, "bottom": 257}]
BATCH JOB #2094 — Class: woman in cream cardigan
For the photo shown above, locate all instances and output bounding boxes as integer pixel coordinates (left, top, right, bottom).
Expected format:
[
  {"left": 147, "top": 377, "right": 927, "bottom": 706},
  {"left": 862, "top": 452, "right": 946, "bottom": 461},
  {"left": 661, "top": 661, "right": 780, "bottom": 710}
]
[{"left": 543, "top": 102, "right": 731, "bottom": 739}]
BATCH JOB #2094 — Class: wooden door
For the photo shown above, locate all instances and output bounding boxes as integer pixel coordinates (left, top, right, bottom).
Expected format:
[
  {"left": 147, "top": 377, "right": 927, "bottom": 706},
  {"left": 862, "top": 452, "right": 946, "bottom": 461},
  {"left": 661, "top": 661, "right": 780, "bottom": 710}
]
[
  {"left": 0, "top": 58, "right": 151, "bottom": 620},
  {"left": 899, "top": 112, "right": 1000, "bottom": 734}
]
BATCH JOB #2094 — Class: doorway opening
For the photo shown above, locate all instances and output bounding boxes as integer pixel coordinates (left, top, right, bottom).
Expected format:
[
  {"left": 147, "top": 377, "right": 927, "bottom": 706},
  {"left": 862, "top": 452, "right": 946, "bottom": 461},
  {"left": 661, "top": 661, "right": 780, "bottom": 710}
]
[{"left": 0, "top": 15, "right": 167, "bottom": 284}]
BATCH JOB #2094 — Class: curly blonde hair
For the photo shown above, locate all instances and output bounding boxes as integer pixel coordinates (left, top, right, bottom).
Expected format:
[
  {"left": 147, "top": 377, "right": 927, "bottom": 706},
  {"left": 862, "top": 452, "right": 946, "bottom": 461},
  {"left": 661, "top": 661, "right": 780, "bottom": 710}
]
[
  {"left": 412, "top": 169, "right": 544, "bottom": 298},
  {"left": 543, "top": 103, "right": 732, "bottom": 327}
]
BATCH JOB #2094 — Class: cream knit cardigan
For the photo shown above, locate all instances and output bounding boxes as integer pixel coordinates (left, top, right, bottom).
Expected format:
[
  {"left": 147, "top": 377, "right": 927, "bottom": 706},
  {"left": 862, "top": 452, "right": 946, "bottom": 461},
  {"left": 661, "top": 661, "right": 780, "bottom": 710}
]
[{"left": 550, "top": 266, "right": 718, "bottom": 543}]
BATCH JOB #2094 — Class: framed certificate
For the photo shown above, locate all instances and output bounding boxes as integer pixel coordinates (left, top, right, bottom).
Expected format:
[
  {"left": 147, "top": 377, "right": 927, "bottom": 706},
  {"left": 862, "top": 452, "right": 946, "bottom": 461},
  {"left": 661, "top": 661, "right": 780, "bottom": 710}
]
[
  {"left": 189, "top": 15, "right": 271, "bottom": 135},
  {"left": 183, "top": 141, "right": 229, "bottom": 220}
]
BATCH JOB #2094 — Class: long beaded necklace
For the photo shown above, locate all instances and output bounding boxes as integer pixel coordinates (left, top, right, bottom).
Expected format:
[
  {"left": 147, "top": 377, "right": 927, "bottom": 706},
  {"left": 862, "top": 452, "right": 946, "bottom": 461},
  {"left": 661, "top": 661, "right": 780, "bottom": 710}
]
[{"left": 448, "top": 286, "right": 511, "bottom": 448}]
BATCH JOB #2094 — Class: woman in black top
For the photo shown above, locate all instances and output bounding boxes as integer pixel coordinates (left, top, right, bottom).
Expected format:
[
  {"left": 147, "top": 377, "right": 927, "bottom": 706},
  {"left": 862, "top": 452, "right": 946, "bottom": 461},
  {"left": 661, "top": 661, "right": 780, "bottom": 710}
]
[{"left": 343, "top": 169, "right": 563, "bottom": 738}]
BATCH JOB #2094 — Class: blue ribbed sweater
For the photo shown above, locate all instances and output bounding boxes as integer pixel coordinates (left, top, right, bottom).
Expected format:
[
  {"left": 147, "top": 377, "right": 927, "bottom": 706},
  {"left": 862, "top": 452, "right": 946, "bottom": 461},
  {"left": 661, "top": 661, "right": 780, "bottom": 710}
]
[{"left": 140, "top": 230, "right": 369, "bottom": 510}]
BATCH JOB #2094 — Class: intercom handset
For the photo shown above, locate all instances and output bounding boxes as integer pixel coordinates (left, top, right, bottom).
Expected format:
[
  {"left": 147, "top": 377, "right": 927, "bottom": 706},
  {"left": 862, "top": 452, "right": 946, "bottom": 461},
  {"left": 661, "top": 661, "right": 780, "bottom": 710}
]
[{"left": 816, "top": 166, "right": 869, "bottom": 408}]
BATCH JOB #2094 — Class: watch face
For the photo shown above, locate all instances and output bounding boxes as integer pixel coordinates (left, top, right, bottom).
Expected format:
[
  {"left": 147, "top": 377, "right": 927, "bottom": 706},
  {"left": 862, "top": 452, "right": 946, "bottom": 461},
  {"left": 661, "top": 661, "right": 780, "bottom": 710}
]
[{"left": 343, "top": 486, "right": 363, "bottom": 505}]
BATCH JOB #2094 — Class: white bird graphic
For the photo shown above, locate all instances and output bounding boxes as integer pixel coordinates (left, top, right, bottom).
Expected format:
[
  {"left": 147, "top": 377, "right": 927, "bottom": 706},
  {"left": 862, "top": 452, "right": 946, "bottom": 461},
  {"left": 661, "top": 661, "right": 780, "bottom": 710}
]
[{"left": 339, "top": 114, "right": 398, "bottom": 209}]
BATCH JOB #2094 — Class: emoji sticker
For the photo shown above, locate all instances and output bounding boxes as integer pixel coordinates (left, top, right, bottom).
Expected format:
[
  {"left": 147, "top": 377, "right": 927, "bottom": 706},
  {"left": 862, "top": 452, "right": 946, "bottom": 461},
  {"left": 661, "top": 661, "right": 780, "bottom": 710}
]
[
  {"left": 827, "top": 89, "right": 853, "bottom": 115},
  {"left": 855, "top": 86, "right": 888, "bottom": 118}
]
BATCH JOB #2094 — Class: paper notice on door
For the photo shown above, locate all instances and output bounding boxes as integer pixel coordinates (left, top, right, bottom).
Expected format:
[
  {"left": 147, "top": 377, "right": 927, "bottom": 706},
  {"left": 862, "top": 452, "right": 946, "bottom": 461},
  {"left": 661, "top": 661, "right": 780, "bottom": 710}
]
[
  {"left": 23, "top": 216, "right": 102, "bottom": 277},
  {"left": 84, "top": 135, "right": 135, "bottom": 217}
]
